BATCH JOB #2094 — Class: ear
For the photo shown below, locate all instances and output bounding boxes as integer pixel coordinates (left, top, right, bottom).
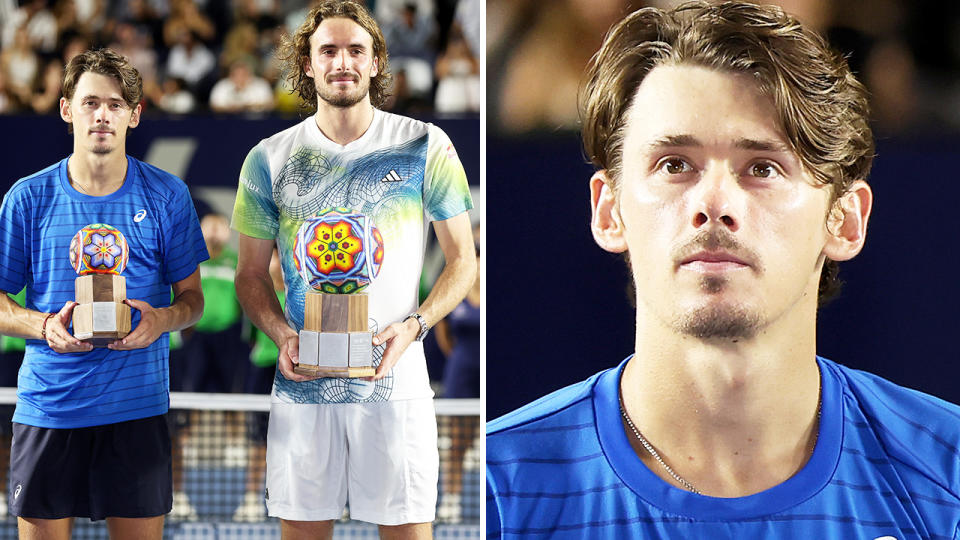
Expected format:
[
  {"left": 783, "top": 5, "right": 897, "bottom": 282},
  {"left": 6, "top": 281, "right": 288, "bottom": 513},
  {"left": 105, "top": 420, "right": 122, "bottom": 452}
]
[
  {"left": 823, "top": 180, "right": 872, "bottom": 262},
  {"left": 371, "top": 56, "right": 379, "bottom": 77},
  {"left": 590, "top": 170, "right": 628, "bottom": 253},
  {"left": 59, "top": 96, "right": 72, "bottom": 124},
  {"left": 128, "top": 102, "right": 142, "bottom": 129},
  {"left": 304, "top": 57, "right": 314, "bottom": 79}
]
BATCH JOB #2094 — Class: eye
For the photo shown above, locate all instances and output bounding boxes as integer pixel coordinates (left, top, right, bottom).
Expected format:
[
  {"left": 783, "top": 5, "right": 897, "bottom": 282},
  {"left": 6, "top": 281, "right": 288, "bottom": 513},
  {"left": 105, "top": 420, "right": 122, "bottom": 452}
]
[
  {"left": 747, "top": 161, "right": 782, "bottom": 179},
  {"left": 657, "top": 157, "right": 693, "bottom": 175}
]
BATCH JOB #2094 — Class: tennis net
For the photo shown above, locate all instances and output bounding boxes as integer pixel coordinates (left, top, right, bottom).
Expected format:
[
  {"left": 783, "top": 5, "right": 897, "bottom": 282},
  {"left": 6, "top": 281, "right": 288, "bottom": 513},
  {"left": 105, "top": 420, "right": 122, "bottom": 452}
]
[{"left": 0, "top": 389, "right": 482, "bottom": 539}]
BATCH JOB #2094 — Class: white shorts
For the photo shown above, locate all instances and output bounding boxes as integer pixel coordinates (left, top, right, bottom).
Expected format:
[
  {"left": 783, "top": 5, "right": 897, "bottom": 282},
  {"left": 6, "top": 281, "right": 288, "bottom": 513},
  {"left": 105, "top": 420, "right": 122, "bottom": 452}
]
[{"left": 265, "top": 398, "right": 439, "bottom": 525}]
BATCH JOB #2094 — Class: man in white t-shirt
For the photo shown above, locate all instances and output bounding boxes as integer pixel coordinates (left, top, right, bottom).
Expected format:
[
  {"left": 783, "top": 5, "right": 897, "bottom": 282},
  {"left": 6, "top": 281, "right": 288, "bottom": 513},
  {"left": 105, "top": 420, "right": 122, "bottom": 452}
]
[
  {"left": 231, "top": 1, "right": 476, "bottom": 538},
  {"left": 209, "top": 60, "right": 274, "bottom": 113}
]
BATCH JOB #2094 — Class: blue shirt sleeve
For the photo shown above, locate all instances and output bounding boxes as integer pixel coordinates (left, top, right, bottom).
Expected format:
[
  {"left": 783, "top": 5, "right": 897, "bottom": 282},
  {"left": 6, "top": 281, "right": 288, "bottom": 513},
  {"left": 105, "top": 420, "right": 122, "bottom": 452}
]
[
  {"left": 0, "top": 186, "right": 28, "bottom": 293},
  {"left": 161, "top": 183, "right": 208, "bottom": 284}
]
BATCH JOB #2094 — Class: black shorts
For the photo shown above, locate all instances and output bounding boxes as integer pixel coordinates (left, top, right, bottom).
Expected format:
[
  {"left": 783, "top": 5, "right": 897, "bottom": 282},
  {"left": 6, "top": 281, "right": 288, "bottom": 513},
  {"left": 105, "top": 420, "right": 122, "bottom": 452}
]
[{"left": 9, "top": 415, "right": 172, "bottom": 521}]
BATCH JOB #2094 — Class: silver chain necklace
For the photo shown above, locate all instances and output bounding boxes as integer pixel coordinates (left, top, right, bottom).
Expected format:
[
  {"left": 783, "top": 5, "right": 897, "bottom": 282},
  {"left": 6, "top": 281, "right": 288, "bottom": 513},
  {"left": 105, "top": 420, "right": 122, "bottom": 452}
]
[{"left": 618, "top": 394, "right": 821, "bottom": 496}]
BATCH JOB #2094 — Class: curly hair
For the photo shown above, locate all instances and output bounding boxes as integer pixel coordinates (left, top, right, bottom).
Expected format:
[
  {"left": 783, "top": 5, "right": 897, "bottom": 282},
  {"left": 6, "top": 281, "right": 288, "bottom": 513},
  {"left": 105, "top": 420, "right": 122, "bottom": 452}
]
[
  {"left": 277, "top": 0, "right": 392, "bottom": 108},
  {"left": 579, "top": 1, "right": 874, "bottom": 304}
]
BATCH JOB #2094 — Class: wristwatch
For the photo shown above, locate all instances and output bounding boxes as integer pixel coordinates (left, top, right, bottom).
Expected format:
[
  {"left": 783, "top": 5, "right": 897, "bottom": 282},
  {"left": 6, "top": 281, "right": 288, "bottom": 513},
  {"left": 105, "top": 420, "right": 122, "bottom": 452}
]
[{"left": 404, "top": 313, "right": 429, "bottom": 341}]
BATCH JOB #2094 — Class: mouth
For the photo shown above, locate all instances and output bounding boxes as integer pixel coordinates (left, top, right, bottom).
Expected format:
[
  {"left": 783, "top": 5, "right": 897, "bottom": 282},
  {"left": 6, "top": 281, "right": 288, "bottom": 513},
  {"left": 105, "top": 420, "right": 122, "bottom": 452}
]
[
  {"left": 328, "top": 75, "right": 358, "bottom": 84},
  {"left": 90, "top": 130, "right": 114, "bottom": 135},
  {"left": 679, "top": 251, "right": 751, "bottom": 272}
]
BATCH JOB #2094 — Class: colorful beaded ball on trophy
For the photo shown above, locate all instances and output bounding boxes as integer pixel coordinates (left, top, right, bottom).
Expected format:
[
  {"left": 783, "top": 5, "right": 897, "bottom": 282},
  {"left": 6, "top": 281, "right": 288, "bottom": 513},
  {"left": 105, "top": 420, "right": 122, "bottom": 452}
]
[
  {"left": 292, "top": 208, "right": 385, "bottom": 377},
  {"left": 69, "top": 223, "right": 131, "bottom": 346},
  {"left": 69, "top": 223, "right": 130, "bottom": 275}
]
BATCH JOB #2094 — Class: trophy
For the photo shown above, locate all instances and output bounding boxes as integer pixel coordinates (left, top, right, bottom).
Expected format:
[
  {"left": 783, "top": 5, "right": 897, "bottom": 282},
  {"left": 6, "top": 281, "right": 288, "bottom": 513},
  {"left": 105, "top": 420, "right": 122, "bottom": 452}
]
[
  {"left": 68, "top": 223, "right": 132, "bottom": 346},
  {"left": 292, "top": 208, "right": 384, "bottom": 378}
]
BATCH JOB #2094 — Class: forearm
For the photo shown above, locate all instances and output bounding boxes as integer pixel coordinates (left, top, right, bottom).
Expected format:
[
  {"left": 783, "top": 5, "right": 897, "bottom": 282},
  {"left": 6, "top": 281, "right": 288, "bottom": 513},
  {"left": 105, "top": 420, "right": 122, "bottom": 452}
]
[
  {"left": 159, "top": 288, "right": 204, "bottom": 332},
  {"left": 416, "top": 252, "right": 477, "bottom": 328},
  {"left": 236, "top": 270, "right": 295, "bottom": 346},
  {"left": 0, "top": 293, "right": 49, "bottom": 340}
]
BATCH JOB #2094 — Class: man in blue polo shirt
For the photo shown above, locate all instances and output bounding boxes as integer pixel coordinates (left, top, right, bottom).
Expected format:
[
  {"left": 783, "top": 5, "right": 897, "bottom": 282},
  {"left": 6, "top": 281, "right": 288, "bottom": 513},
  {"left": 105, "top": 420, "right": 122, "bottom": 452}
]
[
  {"left": 487, "top": 3, "right": 960, "bottom": 538},
  {"left": 0, "top": 48, "right": 206, "bottom": 539}
]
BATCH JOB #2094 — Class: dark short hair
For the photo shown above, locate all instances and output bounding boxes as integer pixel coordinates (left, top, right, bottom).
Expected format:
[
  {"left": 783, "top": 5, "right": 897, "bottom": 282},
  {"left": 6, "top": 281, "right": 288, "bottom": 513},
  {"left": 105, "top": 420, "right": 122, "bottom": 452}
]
[
  {"left": 580, "top": 1, "right": 874, "bottom": 304},
  {"left": 277, "top": 0, "right": 392, "bottom": 108}
]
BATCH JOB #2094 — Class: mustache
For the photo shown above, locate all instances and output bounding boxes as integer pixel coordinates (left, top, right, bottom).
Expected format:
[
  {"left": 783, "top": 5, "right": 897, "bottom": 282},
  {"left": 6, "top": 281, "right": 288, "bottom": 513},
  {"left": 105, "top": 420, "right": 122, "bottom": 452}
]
[
  {"left": 672, "top": 229, "right": 762, "bottom": 271},
  {"left": 326, "top": 73, "right": 359, "bottom": 83}
]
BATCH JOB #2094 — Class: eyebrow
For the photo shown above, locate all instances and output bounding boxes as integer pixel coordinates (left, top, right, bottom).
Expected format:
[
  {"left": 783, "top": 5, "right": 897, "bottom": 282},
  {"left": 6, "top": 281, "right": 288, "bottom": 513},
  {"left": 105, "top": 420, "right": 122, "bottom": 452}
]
[
  {"left": 318, "top": 42, "right": 368, "bottom": 49},
  {"left": 79, "top": 94, "right": 125, "bottom": 102},
  {"left": 646, "top": 134, "right": 791, "bottom": 153}
]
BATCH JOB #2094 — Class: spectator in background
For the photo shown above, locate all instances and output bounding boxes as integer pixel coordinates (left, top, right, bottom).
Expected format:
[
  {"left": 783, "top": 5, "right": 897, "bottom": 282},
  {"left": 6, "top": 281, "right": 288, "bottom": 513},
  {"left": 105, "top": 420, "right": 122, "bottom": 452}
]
[
  {"left": 209, "top": 59, "right": 275, "bottom": 113},
  {"left": 382, "top": 2, "right": 436, "bottom": 100},
  {"left": 434, "top": 26, "right": 479, "bottom": 114},
  {"left": 163, "top": 0, "right": 215, "bottom": 49},
  {"left": 28, "top": 57, "right": 62, "bottom": 113},
  {"left": 235, "top": 0, "right": 282, "bottom": 34},
  {"left": 152, "top": 76, "right": 196, "bottom": 114},
  {"left": 108, "top": 0, "right": 164, "bottom": 58},
  {"left": 180, "top": 211, "right": 249, "bottom": 395},
  {"left": 219, "top": 21, "right": 261, "bottom": 76},
  {"left": 109, "top": 22, "right": 159, "bottom": 86},
  {"left": 0, "top": 26, "right": 39, "bottom": 109},
  {"left": 165, "top": 27, "right": 216, "bottom": 94},
  {"left": 2, "top": 0, "right": 58, "bottom": 54}
]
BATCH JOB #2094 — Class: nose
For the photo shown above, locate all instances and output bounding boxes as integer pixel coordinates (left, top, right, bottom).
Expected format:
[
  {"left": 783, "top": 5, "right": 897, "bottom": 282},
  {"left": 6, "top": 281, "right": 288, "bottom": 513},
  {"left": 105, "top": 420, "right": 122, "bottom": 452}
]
[
  {"left": 691, "top": 163, "right": 742, "bottom": 231},
  {"left": 333, "top": 50, "right": 347, "bottom": 70},
  {"left": 94, "top": 103, "right": 110, "bottom": 124}
]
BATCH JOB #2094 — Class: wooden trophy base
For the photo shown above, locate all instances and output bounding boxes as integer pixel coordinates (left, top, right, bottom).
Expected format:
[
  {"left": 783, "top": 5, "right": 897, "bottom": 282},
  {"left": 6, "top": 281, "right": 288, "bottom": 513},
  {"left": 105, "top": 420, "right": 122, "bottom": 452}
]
[
  {"left": 298, "top": 291, "right": 374, "bottom": 379},
  {"left": 293, "top": 365, "right": 376, "bottom": 378},
  {"left": 73, "top": 302, "right": 131, "bottom": 346},
  {"left": 73, "top": 274, "right": 130, "bottom": 347}
]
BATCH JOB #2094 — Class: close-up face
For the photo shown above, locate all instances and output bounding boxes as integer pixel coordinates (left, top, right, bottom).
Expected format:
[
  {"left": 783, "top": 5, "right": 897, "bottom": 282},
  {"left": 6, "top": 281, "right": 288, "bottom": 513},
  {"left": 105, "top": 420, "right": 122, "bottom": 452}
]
[
  {"left": 60, "top": 71, "right": 140, "bottom": 156},
  {"left": 304, "top": 17, "right": 379, "bottom": 108},
  {"left": 594, "top": 64, "right": 846, "bottom": 340}
]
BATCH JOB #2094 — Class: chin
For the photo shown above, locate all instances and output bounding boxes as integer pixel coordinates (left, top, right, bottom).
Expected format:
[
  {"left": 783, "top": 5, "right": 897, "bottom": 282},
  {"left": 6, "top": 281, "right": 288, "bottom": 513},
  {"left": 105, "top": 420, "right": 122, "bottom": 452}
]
[{"left": 674, "top": 302, "right": 762, "bottom": 340}]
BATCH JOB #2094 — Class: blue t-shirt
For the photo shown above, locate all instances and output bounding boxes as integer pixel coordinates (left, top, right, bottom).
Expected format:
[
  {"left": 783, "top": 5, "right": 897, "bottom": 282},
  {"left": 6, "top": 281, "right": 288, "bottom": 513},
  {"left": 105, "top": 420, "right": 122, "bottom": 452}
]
[
  {"left": 487, "top": 356, "right": 960, "bottom": 539},
  {"left": 0, "top": 156, "right": 208, "bottom": 428}
]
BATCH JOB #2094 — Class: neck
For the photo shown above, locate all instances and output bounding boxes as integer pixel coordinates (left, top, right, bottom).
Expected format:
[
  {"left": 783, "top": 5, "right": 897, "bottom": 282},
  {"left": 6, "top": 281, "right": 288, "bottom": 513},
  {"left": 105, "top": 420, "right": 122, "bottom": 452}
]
[
  {"left": 621, "top": 296, "right": 821, "bottom": 497},
  {"left": 314, "top": 99, "right": 374, "bottom": 145},
  {"left": 67, "top": 149, "right": 128, "bottom": 196}
]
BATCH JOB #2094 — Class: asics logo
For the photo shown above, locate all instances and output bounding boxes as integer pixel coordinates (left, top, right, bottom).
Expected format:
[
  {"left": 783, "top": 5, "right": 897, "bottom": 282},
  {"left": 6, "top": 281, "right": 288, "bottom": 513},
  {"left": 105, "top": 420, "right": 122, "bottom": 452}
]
[
  {"left": 380, "top": 170, "right": 402, "bottom": 183},
  {"left": 14, "top": 484, "right": 21, "bottom": 499},
  {"left": 134, "top": 209, "right": 147, "bottom": 222}
]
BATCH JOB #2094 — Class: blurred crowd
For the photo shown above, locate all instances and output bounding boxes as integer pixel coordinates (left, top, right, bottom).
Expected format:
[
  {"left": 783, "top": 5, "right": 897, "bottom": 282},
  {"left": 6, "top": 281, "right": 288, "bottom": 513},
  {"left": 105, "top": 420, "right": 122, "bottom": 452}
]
[
  {"left": 488, "top": 0, "right": 960, "bottom": 137},
  {"left": 0, "top": 0, "right": 480, "bottom": 116}
]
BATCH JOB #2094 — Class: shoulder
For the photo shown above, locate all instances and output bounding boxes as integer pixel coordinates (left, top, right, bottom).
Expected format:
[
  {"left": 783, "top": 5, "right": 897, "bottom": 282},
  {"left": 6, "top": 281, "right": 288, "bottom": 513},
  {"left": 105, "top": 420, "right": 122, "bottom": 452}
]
[
  {"left": 825, "top": 358, "right": 960, "bottom": 491},
  {"left": 254, "top": 118, "right": 312, "bottom": 155},
  {"left": 827, "top": 358, "right": 960, "bottom": 425},
  {"left": 6, "top": 161, "right": 62, "bottom": 199},
  {"left": 131, "top": 157, "right": 188, "bottom": 198},
  {"left": 376, "top": 109, "right": 431, "bottom": 140},
  {"left": 487, "top": 370, "right": 606, "bottom": 458}
]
